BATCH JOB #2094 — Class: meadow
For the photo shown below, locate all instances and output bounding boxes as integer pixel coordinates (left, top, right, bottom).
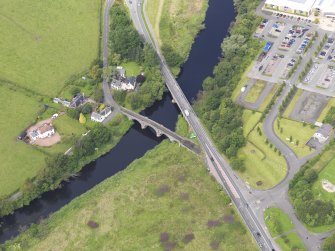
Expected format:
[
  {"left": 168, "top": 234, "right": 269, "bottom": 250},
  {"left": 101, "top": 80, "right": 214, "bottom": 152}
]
[
  {"left": 0, "top": 86, "right": 46, "bottom": 199},
  {"left": 0, "top": 0, "right": 101, "bottom": 96},
  {"left": 2, "top": 142, "right": 258, "bottom": 251}
]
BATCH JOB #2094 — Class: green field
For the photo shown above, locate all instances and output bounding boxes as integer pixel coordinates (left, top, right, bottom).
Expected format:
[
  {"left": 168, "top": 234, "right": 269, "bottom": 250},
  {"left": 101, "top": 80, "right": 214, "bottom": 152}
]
[
  {"left": 245, "top": 80, "right": 266, "bottom": 103},
  {"left": 274, "top": 118, "right": 315, "bottom": 158},
  {"left": 275, "top": 232, "right": 306, "bottom": 251},
  {"left": 238, "top": 122, "right": 287, "bottom": 189},
  {"left": 242, "top": 109, "right": 262, "bottom": 137},
  {"left": 0, "top": 86, "right": 46, "bottom": 199},
  {"left": 123, "top": 61, "right": 142, "bottom": 76},
  {"left": 264, "top": 208, "right": 306, "bottom": 251},
  {"left": 258, "top": 84, "right": 279, "bottom": 112},
  {"left": 318, "top": 98, "right": 335, "bottom": 122},
  {"left": 0, "top": 0, "right": 101, "bottom": 96},
  {"left": 146, "top": 0, "right": 208, "bottom": 74},
  {"left": 2, "top": 142, "right": 258, "bottom": 251},
  {"left": 283, "top": 89, "right": 303, "bottom": 118}
]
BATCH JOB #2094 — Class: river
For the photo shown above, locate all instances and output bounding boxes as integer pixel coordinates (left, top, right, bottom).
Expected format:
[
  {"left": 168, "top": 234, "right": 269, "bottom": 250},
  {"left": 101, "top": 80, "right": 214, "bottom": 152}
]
[{"left": 0, "top": 0, "right": 235, "bottom": 243}]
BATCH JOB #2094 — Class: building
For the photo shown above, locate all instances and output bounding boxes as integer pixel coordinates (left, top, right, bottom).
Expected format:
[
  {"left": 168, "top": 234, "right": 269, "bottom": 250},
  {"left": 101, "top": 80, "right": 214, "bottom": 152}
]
[
  {"left": 314, "top": 0, "right": 335, "bottom": 18},
  {"left": 110, "top": 66, "right": 138, "bottom": 91},
  {"left": 30, "top": 123, "right": 55, "bottom": 141},
  {"left": 91, "top": 106, "right": 112, "bottom": 123},
  {"left": 264, "top": 0, "right": 335, "bottom": 17},
  {"left": 53, "top": 94, "right": 85, "bottom": 108},
  {"left": 313, "top": 124, "right": 333, "bottom": 143},
  {"left": 264, "top": 0, "right": 316, "bottom": 16}
]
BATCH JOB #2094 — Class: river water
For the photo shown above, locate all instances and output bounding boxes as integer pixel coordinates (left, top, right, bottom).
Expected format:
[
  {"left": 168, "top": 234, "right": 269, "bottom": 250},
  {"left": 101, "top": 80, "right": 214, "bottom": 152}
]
[{"left": 0, "top": 0, "right": 235, "bottom": 243}]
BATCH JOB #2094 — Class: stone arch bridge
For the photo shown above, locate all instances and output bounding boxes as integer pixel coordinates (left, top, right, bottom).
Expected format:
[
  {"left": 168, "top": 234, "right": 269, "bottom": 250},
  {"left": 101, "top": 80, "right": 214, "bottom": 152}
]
[{"left": 120, "top": 107, "right": 200, "bottom": 154}]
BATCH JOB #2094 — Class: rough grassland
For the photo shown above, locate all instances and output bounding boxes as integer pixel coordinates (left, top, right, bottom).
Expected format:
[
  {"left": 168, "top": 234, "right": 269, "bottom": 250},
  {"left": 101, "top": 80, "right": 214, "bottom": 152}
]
[
  {"left": 283, "top": 89, "right": 303, "bottom": 118},
  {"left": 0, "top": 0, "right": 101, "bottom": 96},
  {"left": 242, "top": 109, "right": 262, "bottom": 137},
  {"left": 3, "top": 142, "right": 258, "bottom": 251},
  {"left": 0, "top": 86, "right": 46, "bottom": 199},
  {"left": 146, "top": 0, "right": 208, "bottom": 73}
]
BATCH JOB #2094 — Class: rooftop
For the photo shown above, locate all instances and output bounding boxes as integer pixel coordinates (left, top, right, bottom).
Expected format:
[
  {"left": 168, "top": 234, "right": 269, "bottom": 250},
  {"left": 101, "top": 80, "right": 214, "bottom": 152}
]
[{"left": 265, "top": 0, "right": 317, "bottom": 12}]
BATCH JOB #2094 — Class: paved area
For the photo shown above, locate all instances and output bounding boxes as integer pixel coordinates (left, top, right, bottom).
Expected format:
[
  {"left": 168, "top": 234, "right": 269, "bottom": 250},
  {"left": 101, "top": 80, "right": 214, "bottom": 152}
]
[
  {"left": 289, "top": 91, "right": 329, "bottom": 123},
  {"left": 237, "top": 79, "right": 275, "bottom": 110}
]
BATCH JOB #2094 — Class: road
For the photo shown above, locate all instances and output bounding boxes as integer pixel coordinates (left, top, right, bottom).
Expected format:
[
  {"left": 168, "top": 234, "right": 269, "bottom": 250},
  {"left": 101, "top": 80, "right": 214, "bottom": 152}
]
[
  {"left": 102, "top": 0, "right": 120, "bottom": 123},
  {"left": 126, "top": 1, "right": 277, "bottom": 250}
]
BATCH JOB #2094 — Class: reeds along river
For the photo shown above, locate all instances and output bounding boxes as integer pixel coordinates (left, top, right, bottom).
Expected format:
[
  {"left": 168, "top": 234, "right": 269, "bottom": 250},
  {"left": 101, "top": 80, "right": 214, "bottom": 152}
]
[{"left": 0, "top": 0, "right": 235, "bottom": 243}]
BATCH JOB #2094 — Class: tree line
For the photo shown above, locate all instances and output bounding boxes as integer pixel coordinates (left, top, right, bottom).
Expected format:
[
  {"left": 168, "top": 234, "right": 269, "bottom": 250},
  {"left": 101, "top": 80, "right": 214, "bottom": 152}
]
[
  {"left": 289, "top": 140, "right": 335, "bottom": 227},
  {"left": 193, "top": 0, "right": 263, "bottom": 160}
]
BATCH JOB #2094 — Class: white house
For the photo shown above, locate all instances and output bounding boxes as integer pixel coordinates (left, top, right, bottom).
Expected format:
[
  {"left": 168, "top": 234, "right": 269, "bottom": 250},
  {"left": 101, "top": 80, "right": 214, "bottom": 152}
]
[
  {"left": 264, "top": 0, "right": 317, "bottom": 16},
  {"left": 30, "top": 123, "right": 55, "bottom": 141},
  {"left": 313, "top": 124, "right": 333, "bottom": 143},
  {"left": 91, "top": 106, "right": 112, "bottom": 123}
]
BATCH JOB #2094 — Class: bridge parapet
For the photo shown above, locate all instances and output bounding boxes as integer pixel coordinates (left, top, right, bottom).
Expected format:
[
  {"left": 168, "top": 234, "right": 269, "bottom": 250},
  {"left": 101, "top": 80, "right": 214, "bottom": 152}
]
[{"left": 119, "top": 107, "right": 200, "bottom": 154}]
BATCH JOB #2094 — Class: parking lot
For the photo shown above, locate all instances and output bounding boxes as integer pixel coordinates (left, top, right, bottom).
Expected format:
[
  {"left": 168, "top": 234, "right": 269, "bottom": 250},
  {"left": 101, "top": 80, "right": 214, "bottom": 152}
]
[{"left": 248, "top": 19, "right": 317, "bottom": 83}]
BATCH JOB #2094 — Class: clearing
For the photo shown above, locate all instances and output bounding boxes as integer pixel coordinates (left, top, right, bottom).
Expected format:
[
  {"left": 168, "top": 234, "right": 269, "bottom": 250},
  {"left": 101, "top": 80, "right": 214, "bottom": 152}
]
[
  {"left": 2, "top": 142, "right": 258, "bottom": 251},
  {"left": 264, "top": 207, "right": 306, "bottom": 251},
  {"left": 0, "top": 0, "right": 101, "bottom": 96}
]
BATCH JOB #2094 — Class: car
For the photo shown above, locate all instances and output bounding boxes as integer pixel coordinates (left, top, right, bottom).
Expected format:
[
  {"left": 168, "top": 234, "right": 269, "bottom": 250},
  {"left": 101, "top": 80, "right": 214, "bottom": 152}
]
[
  {"left": 276, "top": 13, "right": 280, "bottom": 17},
  {"left": 283, "top": 14, "right": 286, "bottom": 18},
  {"left": 297, "top": 17, "right": 301, "bottom": 21},
  {"left": 280, "top": 14, "right": 283, "bottom": 17}
]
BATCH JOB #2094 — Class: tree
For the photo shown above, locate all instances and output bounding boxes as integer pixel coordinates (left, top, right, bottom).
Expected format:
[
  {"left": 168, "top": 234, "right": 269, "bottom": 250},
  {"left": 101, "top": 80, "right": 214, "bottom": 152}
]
[
  {"left": 231, "top": 158, "right": 246, "bottom": 172},
  {"left": 79, "top": 113, "right": 86, "bottom": 124},
  {"left": 323, "top": 233, "right": 335, "bottom": 251},
  {"left": 70, "top": 86, "right": 80, "bottom": 97},
  {"left": 94, "top": 87, "right": 104, "bottom": 103},
  {"left": 89, "top": 65, "right": 102, "bottom": 80},
  {"left": 80, "top": 104, "right": 93, "bottom": 115}
]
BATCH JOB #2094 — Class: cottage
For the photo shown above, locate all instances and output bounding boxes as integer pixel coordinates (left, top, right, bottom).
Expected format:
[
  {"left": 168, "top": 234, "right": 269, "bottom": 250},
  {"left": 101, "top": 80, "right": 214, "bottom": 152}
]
[
  {"left": 91, "top": 106, "right": 112, "bottom": 123},
  {"left": 70, "top": 94, "right": 85, "bottom": 108},
  {"left": 30, "top": 123, "right": 55, "bottom": 141},
  {"left": 313, "top": 124, "right": 333, "bottom": 144}
]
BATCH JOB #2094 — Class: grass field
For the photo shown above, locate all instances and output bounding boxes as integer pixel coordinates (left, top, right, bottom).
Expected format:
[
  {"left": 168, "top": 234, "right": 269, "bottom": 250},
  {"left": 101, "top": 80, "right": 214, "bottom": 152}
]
[
  {"left": 0, "top": 86, "right": 46, "bottom": 199},
  {"left": 146, "top": 0, "right": 208, "bottom": 74},
  {"left": 264, "top": 208, "right": 306, "bottom": 251},
  {"left": 0, "top": 0, "right": 101, "bottom": 96},
  {"left": 318, "top": 98, "right": 335, "bottom": 122},
  {"left": 123, "top": 61, "right": 142, "bottom": 76},
  {"left": 245, "top": 80, "right": 266, "bottom": 103},
  {"left": 242, "top": 109, "right": 262, "bottom": 137},
  {"left": 258, "top": 84, "right": 279, "bottom": 112},
  {"left": 238, "top": 123, "right": 287, "bottom": 189},
  {"left": 283, "top": 89, "right": 303, "bottom": 118},
  {"left": 274, "top": 118, "right": 315, "bottom": 158},
  {"left": 2, "top": 142, "right": 258, "bottom": 251}
]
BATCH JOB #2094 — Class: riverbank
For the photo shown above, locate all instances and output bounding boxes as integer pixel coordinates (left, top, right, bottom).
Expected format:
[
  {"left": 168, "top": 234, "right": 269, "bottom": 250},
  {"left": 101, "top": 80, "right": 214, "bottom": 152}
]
[
  {"left": 1, "top": 141, "right": 257, "bottom": 251},
  {"left": 146, "top": 0, "right": 208, "bottom": 75}
]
